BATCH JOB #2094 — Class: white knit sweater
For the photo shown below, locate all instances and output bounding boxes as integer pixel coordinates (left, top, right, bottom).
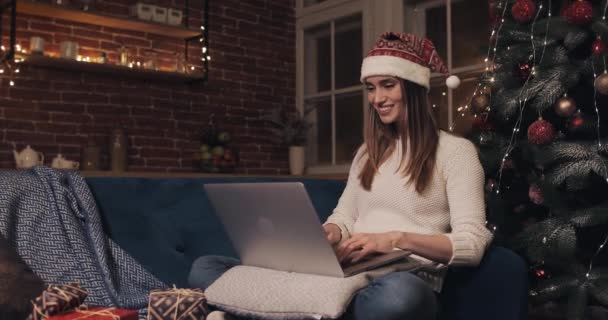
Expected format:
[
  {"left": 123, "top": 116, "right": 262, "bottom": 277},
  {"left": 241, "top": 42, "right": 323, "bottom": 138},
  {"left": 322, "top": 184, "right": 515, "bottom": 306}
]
[{"left": 325, "top": 131, "right": 493, "bottom": 291}]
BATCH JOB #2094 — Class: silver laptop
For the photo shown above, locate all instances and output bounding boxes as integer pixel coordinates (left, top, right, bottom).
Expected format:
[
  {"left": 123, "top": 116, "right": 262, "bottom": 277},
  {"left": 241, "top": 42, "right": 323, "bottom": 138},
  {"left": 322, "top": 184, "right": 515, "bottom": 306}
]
[{"left": 204, "top": 182, "right": 420, "bottom": 278}]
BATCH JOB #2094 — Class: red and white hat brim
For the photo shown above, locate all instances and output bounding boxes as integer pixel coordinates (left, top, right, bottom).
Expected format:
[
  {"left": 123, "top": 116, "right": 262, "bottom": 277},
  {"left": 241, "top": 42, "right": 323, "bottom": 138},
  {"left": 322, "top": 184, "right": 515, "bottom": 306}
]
[{"left": 360, "top": 55, "right": 431, "bottom": 90}]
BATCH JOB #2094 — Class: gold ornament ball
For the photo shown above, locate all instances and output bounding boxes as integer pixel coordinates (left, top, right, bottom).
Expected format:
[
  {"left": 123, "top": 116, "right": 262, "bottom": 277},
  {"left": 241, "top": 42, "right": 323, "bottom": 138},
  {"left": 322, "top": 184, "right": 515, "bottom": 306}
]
[
  {"left": 554, "top": 96, "right": 576, "bottom": 117},
  {"left": 471, "top": 94, "right": 490, "bottom": 114},
  {"left": 596, "top": 73, "right": 608, "bottom": 95}
]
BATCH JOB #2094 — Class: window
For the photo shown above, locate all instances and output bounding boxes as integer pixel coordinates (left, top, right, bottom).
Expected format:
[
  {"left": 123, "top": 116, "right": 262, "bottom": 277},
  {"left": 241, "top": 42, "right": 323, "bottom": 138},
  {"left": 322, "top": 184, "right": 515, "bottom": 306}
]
[
  {"left": 405, "top": 0, "right": 490, "bottom": 136},
  {"left": 296, "top": 0, "right": 488, "bottom": 173},
  {"left": 297, "top": 1, "right": 370, "bottom": 174}
]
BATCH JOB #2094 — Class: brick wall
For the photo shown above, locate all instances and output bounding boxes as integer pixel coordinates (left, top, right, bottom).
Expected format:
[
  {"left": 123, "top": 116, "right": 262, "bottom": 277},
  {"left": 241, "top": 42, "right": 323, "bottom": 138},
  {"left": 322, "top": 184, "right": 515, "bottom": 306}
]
[{"left": 0, "top": 0, "right": 295, "bottom": 174}]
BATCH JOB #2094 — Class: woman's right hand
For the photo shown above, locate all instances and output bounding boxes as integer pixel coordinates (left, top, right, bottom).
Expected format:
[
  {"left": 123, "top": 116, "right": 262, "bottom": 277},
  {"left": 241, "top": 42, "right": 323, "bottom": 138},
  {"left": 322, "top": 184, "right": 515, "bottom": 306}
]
[{"left": 323, "top": 223, "right": 342, "bottom": 246}]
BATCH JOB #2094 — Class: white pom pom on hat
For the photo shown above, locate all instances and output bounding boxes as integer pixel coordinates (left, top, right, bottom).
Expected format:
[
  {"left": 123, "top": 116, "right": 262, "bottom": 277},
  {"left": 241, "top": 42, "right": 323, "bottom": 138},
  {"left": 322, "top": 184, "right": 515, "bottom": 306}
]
[
  {"left": 446, "top": 75, "right": 461, "bottom": 89},
  {"left": 361, "top": 32, "right": 460, "bottom": 90}
]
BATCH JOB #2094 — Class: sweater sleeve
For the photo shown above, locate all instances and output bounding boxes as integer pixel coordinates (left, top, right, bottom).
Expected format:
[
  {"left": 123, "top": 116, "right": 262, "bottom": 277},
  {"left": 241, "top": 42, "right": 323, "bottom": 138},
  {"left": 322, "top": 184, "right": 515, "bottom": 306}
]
[
  {"left": 442, "top": 139, "right": 493, "bottom": 266},
  {"left": 323, "top": 147, "right": 364, "bottom": 242}
]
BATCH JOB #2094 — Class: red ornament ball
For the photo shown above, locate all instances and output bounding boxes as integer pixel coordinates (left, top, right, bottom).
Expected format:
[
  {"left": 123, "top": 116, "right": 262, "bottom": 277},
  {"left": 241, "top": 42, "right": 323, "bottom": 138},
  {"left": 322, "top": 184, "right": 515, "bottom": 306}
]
[
  {"left": 569, "top": 114, "right": 585, "bottom": 129},
  {"left": 535, "top": 268, "right": 548, "bottom": 278},
  {"left": 513, "top": 61, "right": 533, "bottom": 83},
  {"left": 592, "top": 38, "right": 606, "bottom": 56},
  {"left": 528, "top": 184, "right": 544, "bottom": 205},
  {"left": 511, "top": 0, "right": 537, "bottom": 23},
  {"left": 561, "top": 0, "right": 593, "bottom": 25},
  {"left": 528, "top": 119, "right": 556, "bottom": 145}
]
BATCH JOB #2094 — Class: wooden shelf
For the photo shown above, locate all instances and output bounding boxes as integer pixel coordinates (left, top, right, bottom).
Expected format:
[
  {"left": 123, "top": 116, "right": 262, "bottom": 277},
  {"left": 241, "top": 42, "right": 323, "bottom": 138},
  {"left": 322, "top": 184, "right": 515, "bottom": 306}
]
[
  {"left": 22, "top": 54, "right": 205, "bottom": 82},
  {"left": 16, "top": 1, "right": 203, "bottom": 39}
]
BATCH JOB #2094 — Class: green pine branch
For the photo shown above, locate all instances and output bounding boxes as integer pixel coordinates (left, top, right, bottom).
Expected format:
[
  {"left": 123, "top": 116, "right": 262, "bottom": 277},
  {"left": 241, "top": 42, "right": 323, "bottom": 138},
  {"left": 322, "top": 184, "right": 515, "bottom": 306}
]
[
  {"left": 528, "top": 68, "right": 569, "bottom": 113},
  {"left": 589, "top": 268, "right": 608, "bottom": 306},
  {"left": 567, "top": 284, "right": 589, "bottom": 320},
  {"left": 570, "top": 207, "right": 608, "bottom": 228},
  {"left": 592, "top": 20, "right": 608, "bottom": 40},
  {"left": 492, "top": 88, "right": 522, "bottom": 120},
  {"left": 531, "top": 274, "right": 581, "bottom": 304},
  {"left": 540, "top": 141, "right": 604, "bottom": 166},
  {"left": 564, "top": 29, "right": 590, "bottom": 50},
  {"left": 536, "top": 17, "right": 579, "bottom": 40},
  {"left": 515, "top": 218, "right": 577, "bottom": 263},
  {"left": 545, "top": 159, "right": 608, "bottom": 190},
  {"left": 536, "top": 46, "right": 569, "bottom": 67}
]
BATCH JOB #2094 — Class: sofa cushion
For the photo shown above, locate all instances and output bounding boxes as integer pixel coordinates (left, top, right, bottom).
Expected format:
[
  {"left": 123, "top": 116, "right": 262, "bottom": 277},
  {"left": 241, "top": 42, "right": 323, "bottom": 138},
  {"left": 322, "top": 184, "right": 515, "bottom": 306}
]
[{"left": 86, "top": 177, "right": 346, "bottom": 287}]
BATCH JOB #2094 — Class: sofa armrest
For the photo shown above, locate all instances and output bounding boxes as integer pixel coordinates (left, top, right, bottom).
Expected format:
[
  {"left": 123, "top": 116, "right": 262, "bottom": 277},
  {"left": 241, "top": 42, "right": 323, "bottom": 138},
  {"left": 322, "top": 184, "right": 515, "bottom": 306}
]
[{"left": 439, "top": 246, "right": 529, "bottom": 320}]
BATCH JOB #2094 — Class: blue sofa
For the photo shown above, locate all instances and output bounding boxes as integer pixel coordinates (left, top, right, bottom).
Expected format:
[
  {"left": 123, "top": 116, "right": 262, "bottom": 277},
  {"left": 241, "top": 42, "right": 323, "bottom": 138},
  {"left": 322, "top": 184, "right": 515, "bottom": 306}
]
[{"left": 86, "top": 176, "right": 529, "bottom": 320}]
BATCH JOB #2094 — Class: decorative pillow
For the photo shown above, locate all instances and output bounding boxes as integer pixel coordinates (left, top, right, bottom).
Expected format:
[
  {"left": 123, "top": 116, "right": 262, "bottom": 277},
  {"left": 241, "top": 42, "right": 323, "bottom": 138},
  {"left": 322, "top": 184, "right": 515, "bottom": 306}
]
[
  {"left": 204, "top": 260, "right": 421, "bottom": 320},
  {"left": 0, "top": 235, "right": 46, "bottom": 320}
]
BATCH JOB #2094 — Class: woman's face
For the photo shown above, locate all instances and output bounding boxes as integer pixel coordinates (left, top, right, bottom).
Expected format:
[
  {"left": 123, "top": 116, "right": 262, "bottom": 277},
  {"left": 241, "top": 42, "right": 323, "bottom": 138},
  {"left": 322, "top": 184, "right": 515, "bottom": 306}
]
[{"left": 365, "top": 76, "right": 404, "bottom": 124}]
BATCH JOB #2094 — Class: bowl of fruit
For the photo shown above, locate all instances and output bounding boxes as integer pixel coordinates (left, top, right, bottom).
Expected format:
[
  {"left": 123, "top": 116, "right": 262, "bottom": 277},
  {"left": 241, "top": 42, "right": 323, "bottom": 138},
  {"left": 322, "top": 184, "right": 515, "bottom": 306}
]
[{"left": 199, "top": 129, "right": 238, "bottom": 173}]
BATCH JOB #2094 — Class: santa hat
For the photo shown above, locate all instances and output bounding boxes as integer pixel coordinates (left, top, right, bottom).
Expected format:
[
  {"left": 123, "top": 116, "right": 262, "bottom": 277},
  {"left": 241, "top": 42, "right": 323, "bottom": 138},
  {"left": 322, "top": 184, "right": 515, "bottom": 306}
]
[{"left": 360, "top": 32, "right": 460, "bottom": 90}]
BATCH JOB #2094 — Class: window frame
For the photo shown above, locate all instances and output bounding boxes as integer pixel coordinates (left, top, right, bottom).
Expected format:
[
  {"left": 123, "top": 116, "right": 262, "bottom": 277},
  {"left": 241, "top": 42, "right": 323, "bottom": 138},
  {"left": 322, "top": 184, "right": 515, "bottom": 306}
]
[
  {"left": 295, "top": 0, "right": 489, "bottom": 174},
  {"left": 296, "top": 0, "right": 370, "bottom": 174},
  {"left": 404, "top": 0, "right": 487, "bottom": 132}
]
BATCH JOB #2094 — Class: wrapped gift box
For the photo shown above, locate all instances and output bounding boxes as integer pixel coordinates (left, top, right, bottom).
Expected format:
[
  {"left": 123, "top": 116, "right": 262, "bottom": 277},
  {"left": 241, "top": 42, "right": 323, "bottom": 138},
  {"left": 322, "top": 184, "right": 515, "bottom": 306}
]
[
  {"left": 30, "top": 283, "right": 88, "bottom": 320},
  {"left": 147, "top": 288, "right": 209, "bottom": 320},
  {"left": 48, "top": 307, "right": 137, "bottom": 320}
]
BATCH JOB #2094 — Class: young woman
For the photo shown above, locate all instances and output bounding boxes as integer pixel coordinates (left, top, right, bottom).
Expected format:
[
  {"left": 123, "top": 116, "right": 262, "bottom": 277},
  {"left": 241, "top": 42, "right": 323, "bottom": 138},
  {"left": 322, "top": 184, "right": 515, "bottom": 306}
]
[
  {"left": 321, "top": 31, "right": 492, "bottom": 319},
  {"left": 190, "top": 32, "right": 492, "bottom": 320}
]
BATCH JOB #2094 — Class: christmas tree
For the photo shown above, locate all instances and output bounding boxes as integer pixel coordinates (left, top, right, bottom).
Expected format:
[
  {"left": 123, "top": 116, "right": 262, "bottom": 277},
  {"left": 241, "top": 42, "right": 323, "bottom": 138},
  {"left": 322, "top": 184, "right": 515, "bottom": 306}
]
[{"left": 465, "top": 0, "right": 608, "bottom": 318}]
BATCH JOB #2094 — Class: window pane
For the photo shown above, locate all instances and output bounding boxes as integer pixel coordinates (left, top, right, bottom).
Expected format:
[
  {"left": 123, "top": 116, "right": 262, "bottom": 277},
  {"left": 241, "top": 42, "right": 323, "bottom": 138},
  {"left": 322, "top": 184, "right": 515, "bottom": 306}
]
[
  {"left": 425, "top": 0, "right": 489, "bottom": 68},
  {"left": 452, "top": 0, "right": 488, "bottom": 67},
  {"left": 335, "top": 90, "right": 363, "bottom": 164},
  {"left": 429, "top": 86, "right": 449, "bottom": 130},
  {"left": 425, "top": 6, "right": 447, "bottom": 64},
  {"left": 306, "top": 97, "right": 332, "bottom": 165},
  {"left": 304, "top": 23, "right": 331, "bottom": 94},
  {"left": 335, "top": 14, "right": 362, "bottom": 89}
]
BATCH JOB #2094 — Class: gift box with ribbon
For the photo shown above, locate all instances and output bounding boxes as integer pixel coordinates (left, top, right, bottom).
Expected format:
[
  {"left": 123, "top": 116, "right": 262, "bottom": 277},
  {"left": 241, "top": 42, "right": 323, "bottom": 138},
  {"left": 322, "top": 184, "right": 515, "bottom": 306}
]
[
  {"left": 30, "top": 283, "right": 88, "bottom": 320},
  {"left": 146, "top": 288, "right": 210, "bottom": 320},
  {"left": 47, "top": 307, "right": 138, "bottom": 320}
]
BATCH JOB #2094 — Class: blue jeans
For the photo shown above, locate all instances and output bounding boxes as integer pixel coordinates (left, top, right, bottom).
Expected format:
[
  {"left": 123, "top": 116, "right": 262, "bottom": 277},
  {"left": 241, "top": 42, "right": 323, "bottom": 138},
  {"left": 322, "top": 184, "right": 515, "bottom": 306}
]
[{"left": 189, "top": 255, "right": 438, "bottom": 320}]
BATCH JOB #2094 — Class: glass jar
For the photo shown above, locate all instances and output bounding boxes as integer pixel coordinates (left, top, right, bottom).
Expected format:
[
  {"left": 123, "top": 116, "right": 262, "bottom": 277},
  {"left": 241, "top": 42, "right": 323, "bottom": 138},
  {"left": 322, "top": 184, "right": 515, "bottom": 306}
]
[
  {"left": 117, "top": 46, "right": 129, "bottom": 66},
  {"left": 143, "top": 50, "right": 158, "bottom": 70},
  {"left": 110, "top": 128, "right": 128, "bottom": 172},
  {"left": 174, "top": 52, "right": 186, "bottom": 73},
  {"left": 82, "top": 139, "right": 100, "bottom": 171}
]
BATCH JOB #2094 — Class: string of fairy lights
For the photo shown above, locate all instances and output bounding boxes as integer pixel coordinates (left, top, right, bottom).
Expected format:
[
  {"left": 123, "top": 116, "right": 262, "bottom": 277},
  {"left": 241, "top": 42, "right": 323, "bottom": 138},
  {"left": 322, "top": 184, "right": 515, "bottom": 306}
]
[
  {"left": 583, "top": 18, "right": 608, "bottom": 283},
  {"left": 452, "top": 0, "right": 511, "bottom": 130},
  {"left": 0, "top": 44, "right": 23, "bottom": 87},
  {"left": 495, "top": 0, "right": 551, "bottom": 196},
  {"left": 468, "top": 0, "right": 608, "bottom": 287},
  {"left": 1, "top": 10, "right": 210, "bottom": 87}
]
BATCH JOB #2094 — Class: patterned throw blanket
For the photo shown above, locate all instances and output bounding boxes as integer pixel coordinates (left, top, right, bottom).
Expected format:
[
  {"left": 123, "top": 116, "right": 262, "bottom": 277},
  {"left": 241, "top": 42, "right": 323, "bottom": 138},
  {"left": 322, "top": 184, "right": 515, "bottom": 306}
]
[{"left": 0, "top": 167, "right": 166, "bottom": 312}]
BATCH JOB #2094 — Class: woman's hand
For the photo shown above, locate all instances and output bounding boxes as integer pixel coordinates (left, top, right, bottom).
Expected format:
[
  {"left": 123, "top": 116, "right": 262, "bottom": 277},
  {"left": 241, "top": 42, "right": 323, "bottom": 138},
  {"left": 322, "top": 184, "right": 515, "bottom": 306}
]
[
  {"left": 336, "top": 232, "right": 402, "bottom": 263},
  {"left": 323, "top": 223, "right": 342, "bottom": 246}
]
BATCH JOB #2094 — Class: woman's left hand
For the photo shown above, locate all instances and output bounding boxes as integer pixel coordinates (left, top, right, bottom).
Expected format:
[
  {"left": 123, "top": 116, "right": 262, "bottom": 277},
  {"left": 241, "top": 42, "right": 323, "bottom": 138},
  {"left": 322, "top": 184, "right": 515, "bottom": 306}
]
[{"left": 336, "top": 231, "right": 402, "bottom": 263}]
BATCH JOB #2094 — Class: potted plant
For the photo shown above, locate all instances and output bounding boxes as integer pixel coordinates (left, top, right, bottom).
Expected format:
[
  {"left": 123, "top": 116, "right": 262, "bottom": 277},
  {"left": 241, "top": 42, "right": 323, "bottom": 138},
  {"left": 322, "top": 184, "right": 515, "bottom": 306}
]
[{"left": 264, "top": 105, "right": 315, "bottom": 175}]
